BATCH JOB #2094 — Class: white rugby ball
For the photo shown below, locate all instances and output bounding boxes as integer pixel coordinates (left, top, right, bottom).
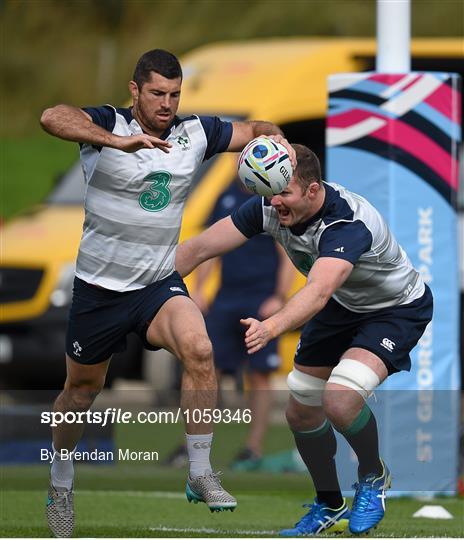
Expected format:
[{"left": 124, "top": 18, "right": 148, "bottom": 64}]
[{"left": 237, "top": 137, "right": 293, "bottom": 197}]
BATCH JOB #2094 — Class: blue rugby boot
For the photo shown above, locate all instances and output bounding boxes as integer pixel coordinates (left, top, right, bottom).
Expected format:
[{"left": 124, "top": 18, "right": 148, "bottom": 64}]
[
  {"left": 280, "top": 498, "right": 350, "bottom": 536},
  {"left": 349, "top": 459, "right": 392, "bottom": 534}
]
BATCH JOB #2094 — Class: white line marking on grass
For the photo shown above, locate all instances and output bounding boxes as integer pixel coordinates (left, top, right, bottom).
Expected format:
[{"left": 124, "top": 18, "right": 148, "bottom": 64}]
[{"left": 149, "top": 526, "right": 277, "bottom": 536}]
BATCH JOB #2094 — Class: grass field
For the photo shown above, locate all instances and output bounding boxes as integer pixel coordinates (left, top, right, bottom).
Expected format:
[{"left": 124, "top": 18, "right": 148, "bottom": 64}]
[{"left": 0, "top": 422, "right": 462, "bottom": 537}]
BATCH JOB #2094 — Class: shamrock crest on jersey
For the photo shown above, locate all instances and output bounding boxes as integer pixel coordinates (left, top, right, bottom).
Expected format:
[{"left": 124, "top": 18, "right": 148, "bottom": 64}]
[{"left": 176, "top": 135, "right": 191, "bottom": 150}]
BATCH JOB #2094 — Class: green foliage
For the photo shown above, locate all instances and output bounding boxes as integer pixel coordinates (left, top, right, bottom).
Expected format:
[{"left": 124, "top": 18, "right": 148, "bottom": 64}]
[
  {"left": 1, "top": 0, "right": 462, "bottom": 216},
  {"left": 1, "top": 135, "right": 78, "bottom": 219},
  {"left": 1, "top": 0, "right": 462, "bottom": 135}
]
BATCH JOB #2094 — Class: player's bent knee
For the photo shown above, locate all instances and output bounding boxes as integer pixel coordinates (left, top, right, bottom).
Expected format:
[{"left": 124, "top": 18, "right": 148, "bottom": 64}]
[
  {"left": 63, "top": 384, "right": 103, "bottom": 411},
  {"left": 179, "top": 333, "right": 213, "bottom": 366},
  {"left": 326, "top": 359, "right": 380, "bottom": 401},
  {"left": 287, "top": 369, "right": 326, "bottom": 407},
  {"left": 284, "top": 404, "right": 305, "bottom": 430},
  {"left": 285, "top": 397, "right": 324, "bottom": 431},
  {"left": 285, "top": 405, "right": 302, "bottom": 430},
  {"left": 64, "top": 374, "right": 106, "bottom": 410}
]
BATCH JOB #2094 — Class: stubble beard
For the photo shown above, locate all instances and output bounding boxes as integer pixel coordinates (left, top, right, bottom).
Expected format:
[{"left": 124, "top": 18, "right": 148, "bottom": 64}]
[{"left": 134, "top": 101, "right": 170, "bottom": 136}]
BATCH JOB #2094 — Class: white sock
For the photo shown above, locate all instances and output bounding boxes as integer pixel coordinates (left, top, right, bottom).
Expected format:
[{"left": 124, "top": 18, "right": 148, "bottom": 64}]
[
  {"left": 50, "top": 444, "right": 75, "bottom": 490},
  {"left": 186, "top": 433, "right": 213, "bottom": 479}
]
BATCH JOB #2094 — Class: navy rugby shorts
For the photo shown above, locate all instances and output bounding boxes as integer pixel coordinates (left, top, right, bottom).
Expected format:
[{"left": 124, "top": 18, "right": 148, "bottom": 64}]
[
  {"left": 294, "top": 284, "right": 433, "bottom": 374},
  {"left": 206, "top": 292, "right": 280, "bottom": 374},
  {"left": 66, "top": 272, "right": 189, "bottom": 364}
]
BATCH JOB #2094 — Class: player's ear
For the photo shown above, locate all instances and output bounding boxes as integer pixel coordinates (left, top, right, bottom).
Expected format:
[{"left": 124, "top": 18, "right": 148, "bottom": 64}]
[
  {"left": 308, "top": 180, "right": 320, "bottom": 198},
  {"left": 129, "top": 81, "right": 139, "bottom": 101}
]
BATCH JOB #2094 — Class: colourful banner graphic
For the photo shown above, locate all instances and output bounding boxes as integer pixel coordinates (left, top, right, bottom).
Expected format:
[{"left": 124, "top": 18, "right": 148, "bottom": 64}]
[{"left": 327, "top": 72, "right": 461, "bottom": 495}]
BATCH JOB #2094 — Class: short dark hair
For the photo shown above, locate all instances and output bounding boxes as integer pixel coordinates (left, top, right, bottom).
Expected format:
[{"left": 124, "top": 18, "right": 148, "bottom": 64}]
[
  {"left": 292, "top": 144, "right": 322, "bottom": 190},
  {"left": 133, "top": 49, "right": 182, "bottom": 88}
]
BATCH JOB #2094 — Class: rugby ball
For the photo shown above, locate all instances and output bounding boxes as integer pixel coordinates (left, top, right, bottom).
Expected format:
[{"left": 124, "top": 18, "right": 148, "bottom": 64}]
[{"left": 238, "top": 137, "right": 293, "bottom": 197}]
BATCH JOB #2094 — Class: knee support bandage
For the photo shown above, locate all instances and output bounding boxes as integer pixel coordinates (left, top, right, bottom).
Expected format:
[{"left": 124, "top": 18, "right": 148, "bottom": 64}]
[
  {"left": 327, "top": 359, "right": 380, "bottom": 400},
  {"left": 287, "top": 369, "right": 326, "bottom": 406}
]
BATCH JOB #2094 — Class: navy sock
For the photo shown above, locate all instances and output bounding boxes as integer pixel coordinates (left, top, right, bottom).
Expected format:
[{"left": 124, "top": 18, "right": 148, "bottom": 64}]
[
  {"left": 293, "top": 420, "right": 344, "bottom": 509},
  {"left": 337, "top": 404, "right": 383, "bottom": 478}
]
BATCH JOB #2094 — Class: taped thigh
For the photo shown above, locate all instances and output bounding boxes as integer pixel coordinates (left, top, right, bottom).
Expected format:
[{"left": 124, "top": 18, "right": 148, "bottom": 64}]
[
  {"left": 327, "top": 358, "right": 380, "bottom": 400},
  {"left": 287, "top": 369, "right": 326, "bottom": 406}
]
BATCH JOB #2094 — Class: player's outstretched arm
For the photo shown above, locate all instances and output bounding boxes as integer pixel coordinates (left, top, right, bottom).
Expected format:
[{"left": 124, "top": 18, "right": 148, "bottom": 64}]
[
  {"left": 175, "top": 216, "right": 248, "bottom": 278},
  {"left": 40, "top": 104, "right": 171, "bottom": 153},
  {"left": 241, "top": 257, "right": 353, "bottom": 354}
]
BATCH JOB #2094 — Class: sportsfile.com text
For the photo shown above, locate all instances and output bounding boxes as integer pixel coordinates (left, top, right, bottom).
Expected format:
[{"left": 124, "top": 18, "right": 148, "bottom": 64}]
[{"left": 40, "top": 408, "right": 252, "bottom": 427}]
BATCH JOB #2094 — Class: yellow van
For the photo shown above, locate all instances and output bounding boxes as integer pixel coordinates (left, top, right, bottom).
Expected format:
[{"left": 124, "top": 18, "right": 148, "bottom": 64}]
[{"left": 1, "top": 38, "right": 462, "bottom": 387}]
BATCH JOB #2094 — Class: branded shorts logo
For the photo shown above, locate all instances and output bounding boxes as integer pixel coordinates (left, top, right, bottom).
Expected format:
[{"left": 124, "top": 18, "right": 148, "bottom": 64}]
[
  {"left": 192, "top": 441, "right": 211, "bottom": 449},
  {"left": 380, "top": 338, "right": 395, "bottom": 352},
  {"left": 73, "top": 341, "right": 82, "bottom": 357},
  {"left": 170, "top": 286, "right": 185, "bottom": 293}
]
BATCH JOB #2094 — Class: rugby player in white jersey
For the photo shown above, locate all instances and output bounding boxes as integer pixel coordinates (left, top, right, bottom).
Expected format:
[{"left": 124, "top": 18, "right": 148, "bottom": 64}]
[
  {"left": 40, "top": 48, "right": 295, "bottom": 537},
  {"left": 176, "top": 144, "right": 433, "bottom": 536}
]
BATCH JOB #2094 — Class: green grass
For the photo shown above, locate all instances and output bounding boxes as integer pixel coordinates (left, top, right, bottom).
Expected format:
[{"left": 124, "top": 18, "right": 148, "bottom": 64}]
[
  {"left": 1, "top": 422, "right": 463, "bottom": 537},
  {"left": 2, "top": 487, "right": 462, "bottom": 538},
  {"left": 1, "top": 475, "right": 463, "bottom": 537},
  {"left": 1, "top": 135, "right": 78, "bottom": 220}
]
